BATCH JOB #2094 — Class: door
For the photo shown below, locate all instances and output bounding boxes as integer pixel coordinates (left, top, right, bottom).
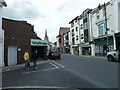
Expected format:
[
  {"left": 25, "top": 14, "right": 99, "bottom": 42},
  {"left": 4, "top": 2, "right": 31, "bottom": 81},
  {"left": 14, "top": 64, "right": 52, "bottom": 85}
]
[{"left": 8, "top": 46, "right": 17, "bottom": 65}]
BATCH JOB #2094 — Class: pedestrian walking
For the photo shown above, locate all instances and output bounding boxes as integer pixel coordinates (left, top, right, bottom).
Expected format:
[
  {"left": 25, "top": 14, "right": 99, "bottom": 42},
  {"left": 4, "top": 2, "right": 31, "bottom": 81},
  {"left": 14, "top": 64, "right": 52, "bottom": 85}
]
[
  {"left": 23, "top": 51, "right": 30, "bottom": 69},
  {"left": 31, "top": 50, "right": 39, "bottom": 70}
]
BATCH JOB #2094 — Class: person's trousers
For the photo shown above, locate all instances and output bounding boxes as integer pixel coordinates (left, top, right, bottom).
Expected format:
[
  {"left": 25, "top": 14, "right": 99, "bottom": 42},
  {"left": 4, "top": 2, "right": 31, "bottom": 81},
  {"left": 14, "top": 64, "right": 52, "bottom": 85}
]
[
  {"left": 24, "top": 60, "right": 29, "bottom": 69},
  {"left": 33, "top": 60, "right": 36, "bottom": 70}
]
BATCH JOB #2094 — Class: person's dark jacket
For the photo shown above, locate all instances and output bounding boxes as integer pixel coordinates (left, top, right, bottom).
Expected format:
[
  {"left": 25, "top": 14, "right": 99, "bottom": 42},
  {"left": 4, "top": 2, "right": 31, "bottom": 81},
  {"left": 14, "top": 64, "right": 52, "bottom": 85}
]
[{"left": 31, "top": 52, "right": 39, "bottom": 61}]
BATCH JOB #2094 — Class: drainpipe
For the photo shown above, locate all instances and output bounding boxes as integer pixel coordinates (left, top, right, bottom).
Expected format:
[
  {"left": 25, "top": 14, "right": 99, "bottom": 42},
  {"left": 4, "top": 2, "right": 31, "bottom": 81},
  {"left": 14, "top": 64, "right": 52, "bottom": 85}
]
[
  {"left": 104, "top": 2, "right": 109, "bottom": 52},
  {"left": 90, "top": 13, "right": 95, "bottom": 56}
]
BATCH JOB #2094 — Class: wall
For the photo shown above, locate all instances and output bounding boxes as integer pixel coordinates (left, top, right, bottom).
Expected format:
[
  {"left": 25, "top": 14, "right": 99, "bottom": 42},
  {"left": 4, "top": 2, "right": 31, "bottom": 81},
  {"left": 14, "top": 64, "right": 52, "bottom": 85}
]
[
  {"left": 0, "top": 6, "right": 4, "bottom": 66},
  {"left": 3, "top": 18, "right": 33, "bottom": 66}
]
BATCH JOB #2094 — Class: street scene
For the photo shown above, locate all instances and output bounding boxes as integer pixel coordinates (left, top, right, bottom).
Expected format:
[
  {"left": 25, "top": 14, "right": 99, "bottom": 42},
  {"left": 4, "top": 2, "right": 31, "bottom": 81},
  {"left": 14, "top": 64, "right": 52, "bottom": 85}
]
[
  {"left": 2, "top": 55, "right": 119, "bottom": 89},
  {"left": 0, "top": 0, "right": 120, "bottom": 89}
]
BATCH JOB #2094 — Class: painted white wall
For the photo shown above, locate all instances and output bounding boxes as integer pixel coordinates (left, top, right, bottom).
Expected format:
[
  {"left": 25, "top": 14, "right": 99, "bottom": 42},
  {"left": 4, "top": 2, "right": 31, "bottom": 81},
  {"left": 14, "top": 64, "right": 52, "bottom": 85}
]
[
  {"left": 56, "top": 36, "right": 60, "bottom": 48},
  {"left": 0, "top": 5, "right": 4, "bottom": 67},
  {"left": 91, "top": 0, "right": 119, "bottom": 38},
  {"left": 90, "top": 0, "right": 120, "bottom": 55},
  {"left": 79, "top": 18, "right": 84, "bottom": 43}
]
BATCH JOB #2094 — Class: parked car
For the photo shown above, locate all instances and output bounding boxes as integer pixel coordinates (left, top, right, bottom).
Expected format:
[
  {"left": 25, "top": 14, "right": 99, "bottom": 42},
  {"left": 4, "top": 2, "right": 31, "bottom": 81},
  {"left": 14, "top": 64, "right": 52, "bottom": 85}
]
[
  {"left": 106, "top": 50, "right": 119, "bottom": 62},
  {"left": 47, "top": 51, "right": 61, "bottom": 60}
]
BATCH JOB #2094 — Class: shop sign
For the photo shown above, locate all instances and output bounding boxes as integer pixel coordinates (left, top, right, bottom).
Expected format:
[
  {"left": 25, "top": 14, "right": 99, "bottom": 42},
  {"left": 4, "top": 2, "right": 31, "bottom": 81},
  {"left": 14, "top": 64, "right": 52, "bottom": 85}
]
[{"left": 31, "top": 39, "right": 48, "bottom": 46}]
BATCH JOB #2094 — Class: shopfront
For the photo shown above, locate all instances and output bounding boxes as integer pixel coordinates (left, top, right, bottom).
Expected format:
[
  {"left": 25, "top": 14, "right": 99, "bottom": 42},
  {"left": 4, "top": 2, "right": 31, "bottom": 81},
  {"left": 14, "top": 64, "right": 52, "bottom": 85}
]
[
  {"left": 94, "top": 36, "right": 114, "bottom": 56},
  {"left": 79, "top": 43, "right": 91, "bottom": 55},
  {"left": 31, "top": 39, "right": 48, "bottom": 60}
]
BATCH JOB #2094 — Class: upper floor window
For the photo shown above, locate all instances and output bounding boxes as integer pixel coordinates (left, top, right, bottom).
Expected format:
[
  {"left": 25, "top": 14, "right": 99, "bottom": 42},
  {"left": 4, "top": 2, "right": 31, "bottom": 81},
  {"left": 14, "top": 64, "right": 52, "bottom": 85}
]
[
  {"left": 96, "top": 11, "right": 100, "bottom": 19},
  {"left": 103, "top": 8, "right": 105, "bottom": 17},
  {"left": 80, "top": 24, "right": 83, "bottom": 29},
  {"left": 118, "top": 2, "right": 120, "bottom": 10},
  {"left": 98, "top": 23, "right": 106, "bottom": 36},
  {"left": 75, "top": 20, "right": 77, "bottom": 23},
  {"left": 72, "top": 29, "right": 74, "bottom": 36},
  {"left": 76, "top": 36, "right": 78, "bottom": 40},
  {"left": 76, "top": 27, "right": 78, "bottom": 31},
  {"left": 83, "top": 18, "right": 87, "bottom": 23},
  {"left": 71, "top": 23, "right": 74, "bottom": 27}
]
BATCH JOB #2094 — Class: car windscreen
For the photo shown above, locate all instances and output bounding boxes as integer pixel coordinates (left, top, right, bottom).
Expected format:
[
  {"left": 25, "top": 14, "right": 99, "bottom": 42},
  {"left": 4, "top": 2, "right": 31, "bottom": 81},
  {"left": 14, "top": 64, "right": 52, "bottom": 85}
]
[{"left": 52, "top": 51, "right": 59, "bottom": 54}]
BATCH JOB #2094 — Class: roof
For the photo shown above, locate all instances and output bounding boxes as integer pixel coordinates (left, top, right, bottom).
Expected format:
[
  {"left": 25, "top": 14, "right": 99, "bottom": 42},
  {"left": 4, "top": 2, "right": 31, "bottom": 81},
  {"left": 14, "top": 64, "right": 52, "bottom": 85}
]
[
  {"left": 59, "top": 27, "right": 70, "bottom": 35},
  {"left": 69, "top": 16, "right": 79, "bottom": 24},
  {"left": 2, "top": 18, "right": 32, "bottom": 26},
  {"left": 32, "top": 32, "right": 42, "bottom": 40},
  {"left": 90, "top": 1, "right": 111, "bottom": 14},
  {"left": 0, "top": 0, "right": 7, "bottom": 7}
]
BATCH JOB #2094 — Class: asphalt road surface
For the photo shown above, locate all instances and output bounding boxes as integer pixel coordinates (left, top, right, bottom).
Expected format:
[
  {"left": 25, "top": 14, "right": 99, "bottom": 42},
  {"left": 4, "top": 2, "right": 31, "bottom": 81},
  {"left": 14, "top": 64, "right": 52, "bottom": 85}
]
[{"left": 2, "top": 54, "right": 119, "bottom": 89}]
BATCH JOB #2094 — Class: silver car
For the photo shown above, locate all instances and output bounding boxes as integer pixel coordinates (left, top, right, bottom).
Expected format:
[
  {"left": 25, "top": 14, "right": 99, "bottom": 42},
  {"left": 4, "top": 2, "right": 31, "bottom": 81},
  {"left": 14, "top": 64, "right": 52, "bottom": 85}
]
[{"left": 106, "top": 51, "right": 119, "bottom": 62}]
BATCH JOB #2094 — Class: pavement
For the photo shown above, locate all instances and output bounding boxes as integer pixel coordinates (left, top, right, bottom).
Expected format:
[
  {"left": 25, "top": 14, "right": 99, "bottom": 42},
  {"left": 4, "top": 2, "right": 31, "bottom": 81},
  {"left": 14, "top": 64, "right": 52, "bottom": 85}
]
[{"left": 1, "top": 60, "right": 48, "bottom": 72}]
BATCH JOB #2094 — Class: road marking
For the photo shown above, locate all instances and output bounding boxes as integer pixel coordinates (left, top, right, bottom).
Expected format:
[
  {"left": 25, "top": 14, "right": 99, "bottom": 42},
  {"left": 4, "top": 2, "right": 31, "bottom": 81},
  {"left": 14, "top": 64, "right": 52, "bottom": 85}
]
[
  {"left": 48, "top": 61, "right": 59, "bottom": 68},
  {"left": 22, "top": 67, "right": 58, "bottom": 74},
  {"left": 51, "top": 60, "right": 64, "bottom": 68}
]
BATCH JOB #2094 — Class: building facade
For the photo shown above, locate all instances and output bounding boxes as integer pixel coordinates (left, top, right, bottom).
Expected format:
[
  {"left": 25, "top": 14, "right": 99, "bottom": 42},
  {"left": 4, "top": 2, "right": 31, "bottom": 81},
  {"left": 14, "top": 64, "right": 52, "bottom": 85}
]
[
  {"left": 0, "top": 0, "right": 6, "bottom": 67},
  {"left": 3, "top": 18, "right": 48, "bottom": 66},
  {"left": 56, "top": 27, "right": 70, "bottom": 53},
  {"left": 63, "top": 29, "right": 70, "bottom": 54},
  {"left": 80, "top": 9, "right": 92, "bottom": 55},
  {"left": 69, "top": 16, "right": 80, "bottom": 55},
  {"left": 56, "top": 0, "right": 120, "bottom": 57},
  {"left": 90, "top": 0, "right": 120, "bottom": 56}
]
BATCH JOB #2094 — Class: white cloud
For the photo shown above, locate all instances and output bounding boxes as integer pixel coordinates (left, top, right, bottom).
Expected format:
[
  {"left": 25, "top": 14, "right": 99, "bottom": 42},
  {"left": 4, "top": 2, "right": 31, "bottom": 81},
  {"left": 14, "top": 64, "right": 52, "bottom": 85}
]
[{"left": 3, "top": 0, "right": 110, "bottom": 42}]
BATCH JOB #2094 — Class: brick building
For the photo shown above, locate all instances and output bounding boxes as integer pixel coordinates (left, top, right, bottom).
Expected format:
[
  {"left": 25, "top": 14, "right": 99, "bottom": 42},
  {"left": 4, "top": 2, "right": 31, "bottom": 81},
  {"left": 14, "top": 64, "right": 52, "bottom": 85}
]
[{"left": 3, "top": 18, "right": 47, "bottom": 66}]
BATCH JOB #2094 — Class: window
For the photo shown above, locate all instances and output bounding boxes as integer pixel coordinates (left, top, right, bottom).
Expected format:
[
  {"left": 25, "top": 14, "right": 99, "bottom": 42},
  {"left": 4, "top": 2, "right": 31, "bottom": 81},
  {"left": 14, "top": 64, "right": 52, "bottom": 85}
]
[
  {"left": 80, "top": 24, "right": 83, "bottom": 29},
  {"left": 75, "top": 20, "right": 77, "bottom": 23},
  {"left": 81, "top": 34, "right": 83, "bottom": 36},
  {"left": 81, "top": 37, "right": 84, "bottom": 39},
  {"left": 96, "top": 11, "right": 100, "bottom": 19},
  {"left": 76, "top": 36, "right": 78, "bottom": 40},
  {"left": 103, "top": 8, "right": 105, "bottom": 17},
  {"left": 72, "top": 29, "right": 74, "bottom": 36},
  {"left": 76, "top": 27, "right": 78, "bottom": 31},
  {"left": 118, "top": 2, "right": 120, "bottom": 10},
  {"left": 83, "top": 18, "right": 87, "bottom": 23},
  {"left": 71, "top": 23, "right": 74, "bottom": 27},
  {"left": 98, "top": 23, "right": 106, "bottom": 35}
]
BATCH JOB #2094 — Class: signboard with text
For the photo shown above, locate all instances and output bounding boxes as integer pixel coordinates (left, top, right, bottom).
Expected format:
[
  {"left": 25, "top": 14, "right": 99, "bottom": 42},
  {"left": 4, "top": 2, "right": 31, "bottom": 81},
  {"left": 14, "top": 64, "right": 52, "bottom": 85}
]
[{"left": 31, "top": 39, "right": 48, "bottom": 46}]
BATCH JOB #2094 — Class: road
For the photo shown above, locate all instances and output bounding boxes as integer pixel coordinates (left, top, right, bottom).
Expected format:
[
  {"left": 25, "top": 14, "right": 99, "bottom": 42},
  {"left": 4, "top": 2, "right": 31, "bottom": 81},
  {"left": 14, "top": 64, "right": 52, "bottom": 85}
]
[{"left": 2, "top": 54, "right": 119, "bottom": 89}]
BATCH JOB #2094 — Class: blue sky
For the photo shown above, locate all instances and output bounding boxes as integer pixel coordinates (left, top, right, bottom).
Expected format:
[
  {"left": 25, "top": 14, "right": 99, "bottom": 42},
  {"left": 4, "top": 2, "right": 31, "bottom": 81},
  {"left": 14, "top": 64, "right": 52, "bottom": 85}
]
[{"left": 3, "top": 0, "right": 110, "bottom": 42}]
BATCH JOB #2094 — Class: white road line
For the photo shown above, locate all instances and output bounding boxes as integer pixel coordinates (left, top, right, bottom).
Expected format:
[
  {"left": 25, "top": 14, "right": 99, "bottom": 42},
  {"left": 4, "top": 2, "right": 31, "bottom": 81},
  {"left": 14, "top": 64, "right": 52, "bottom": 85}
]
[
  {"left": 22, "top": 67, "right": 58, "bottom": 74},
  {"left": 48, "top": 61, "right": 59, "bottom": 68},
  {"left": 51, "top": 60, "right": 64, "bottom": 68}
]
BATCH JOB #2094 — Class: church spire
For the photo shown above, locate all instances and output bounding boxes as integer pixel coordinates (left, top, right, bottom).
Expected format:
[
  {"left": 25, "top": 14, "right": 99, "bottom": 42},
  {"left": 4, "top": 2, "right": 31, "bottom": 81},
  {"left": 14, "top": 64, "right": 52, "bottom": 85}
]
[{"left": 44, "top": 29, "right": 49, "bottom": 42}]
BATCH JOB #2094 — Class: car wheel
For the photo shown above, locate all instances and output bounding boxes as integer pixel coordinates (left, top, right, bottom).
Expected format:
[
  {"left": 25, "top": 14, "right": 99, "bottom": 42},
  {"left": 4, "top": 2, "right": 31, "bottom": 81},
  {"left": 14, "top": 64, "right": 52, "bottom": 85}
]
[{"left": 107, "top": 55, "right": 114, "bottom": 62}]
